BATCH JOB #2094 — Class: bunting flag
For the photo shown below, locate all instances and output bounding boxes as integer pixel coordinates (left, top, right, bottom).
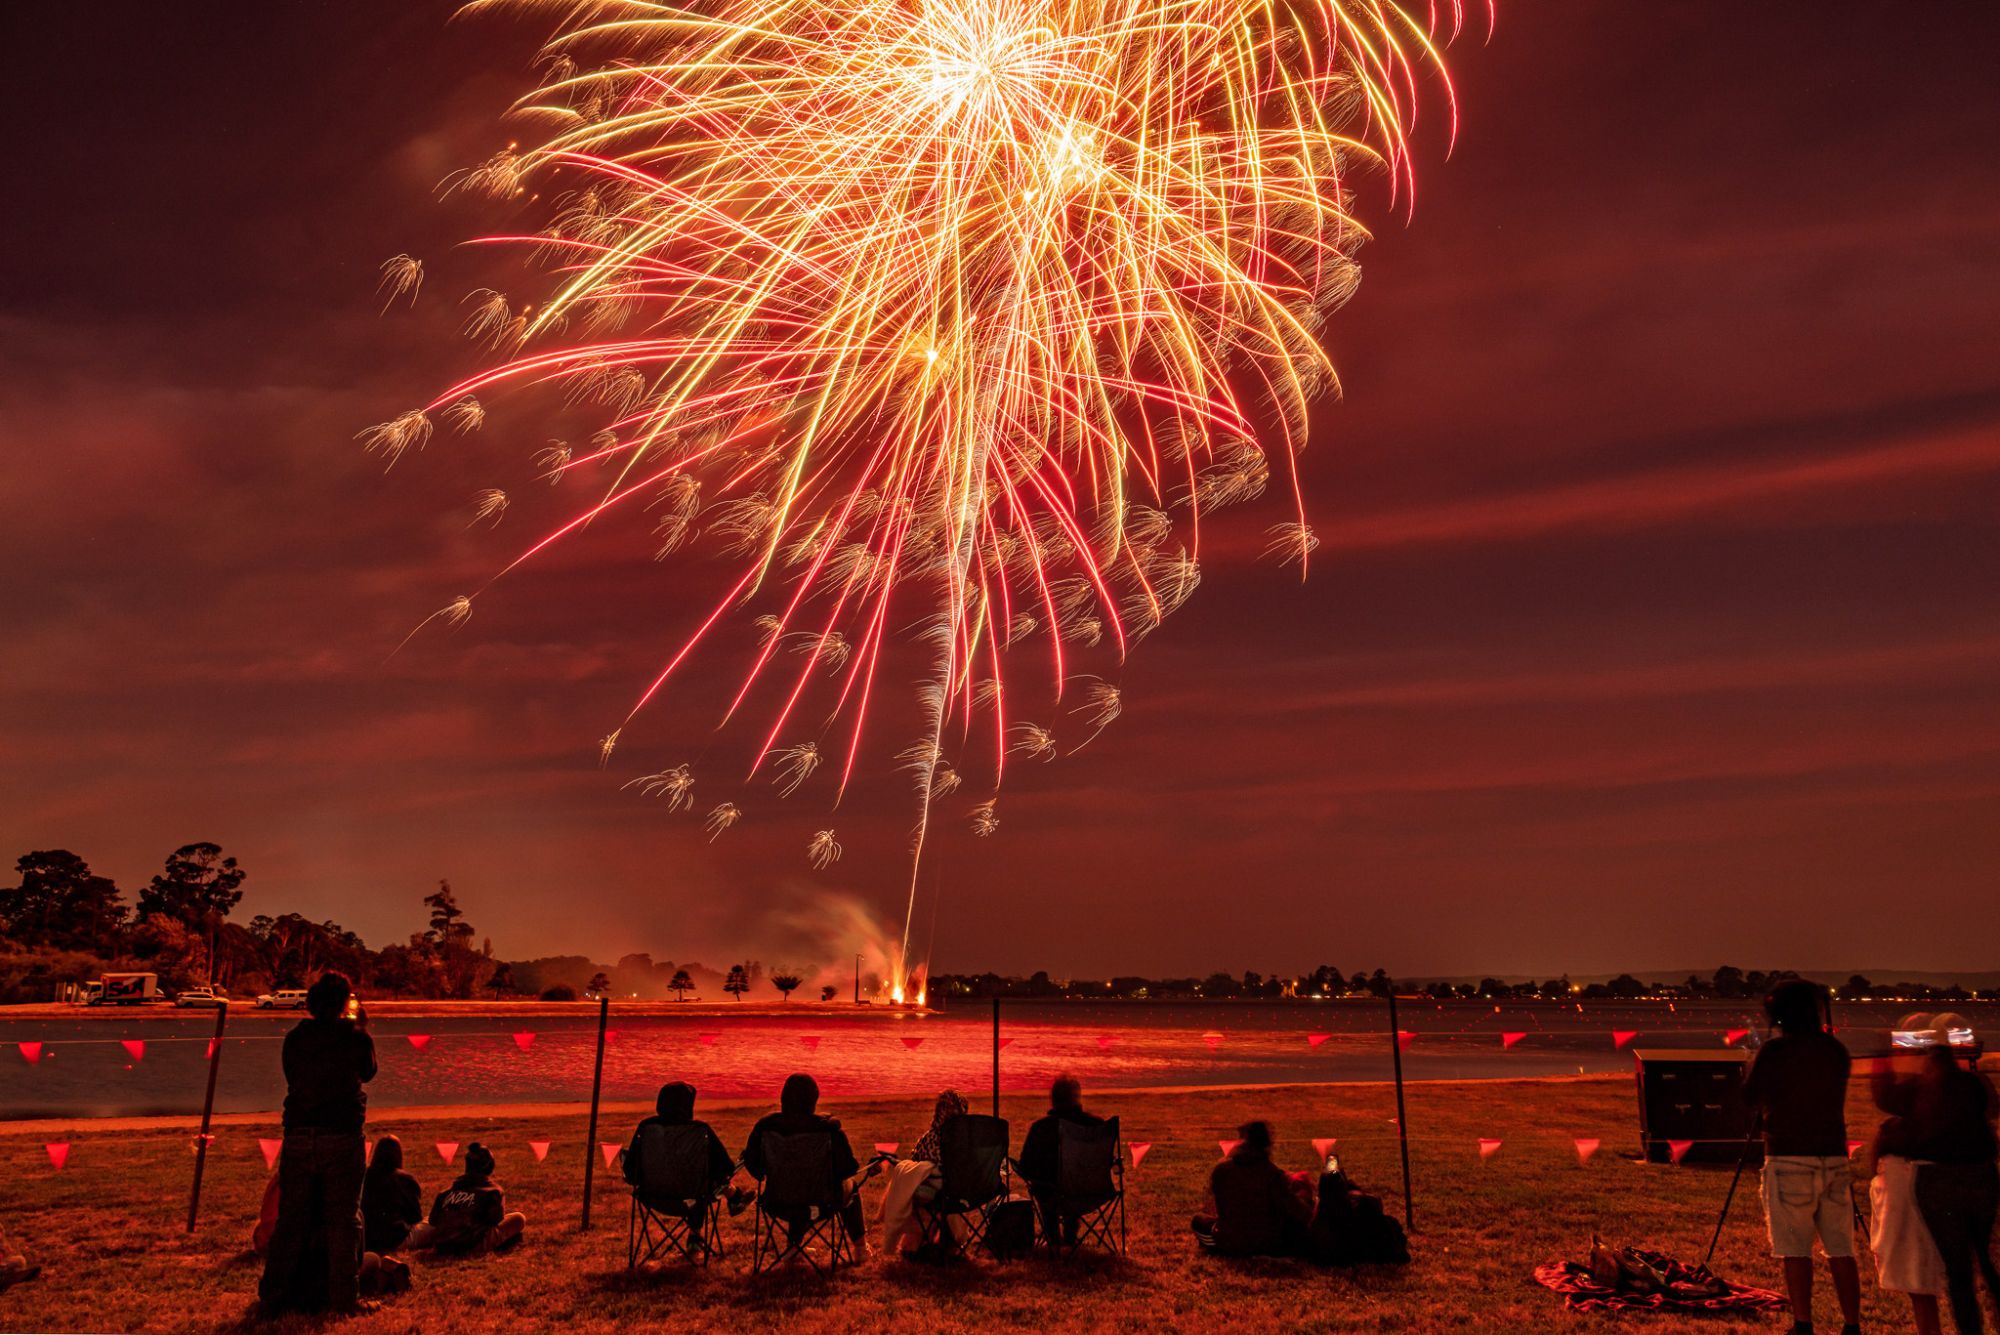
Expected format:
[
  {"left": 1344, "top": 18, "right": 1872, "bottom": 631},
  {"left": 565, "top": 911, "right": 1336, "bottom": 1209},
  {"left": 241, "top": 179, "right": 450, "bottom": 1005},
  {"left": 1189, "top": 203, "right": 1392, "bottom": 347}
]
[
  {"left": 1397, "top": 1030, "right": 1416, "bottom": 1050},
  {"left": 190, "top": 1133, "right": 214, "bottom": 1154},
  {"left": 1668, "top": 1140, "right": 1694, "bottom": 1165},
  {"left": 260, "top": 1138, "right": 283, "bottom": 1170},
  {"left": 600, "top": 1143, "right": 621, "bottom": 1168},
  {"left": 874, "top": 1141, "right": 900, "bottom": 1155},
  {"left": 1311, "top": 1137, "right": 1338, "bottom": 1161},
  {"left": 1723, "top": 1029, "right": 1750, "bottom": 1046},
  {"left": 511, "top": 1031, "right": 535, "bottom": 1051},
  {"left": 1501, "top": 1032, "right": 1527, "bottom": 1049},
  {"left": 604, "top": 1029, "right": 620, "bottom": 1044},
  {"left": 800, "top": 1035, "right": 822, "bottom": 1051},
  {"left": 1129, "top": 1142, "right": 1152, "bottom": 1168},
  {"left": 121, "top": 1039, "right": 145, "bottom": 1063},
  {"left": 900, "top": 1036, "right": 924, "bottom": 1050},
  {"left": 698, "top": 1032, "right": 719, "bottom": 1047},
  {"left": 1847, "top": 1140, "right": 1864, "bottom": 1158},
  {"left": 529, "top": 1141, "right": 551, "bottom": 1162},
  {"left": 46, "top": 1142, "right": 69, "bottom": 1171},
  {"left": 997, "top": 1037, "right": 1015, "bottom": 1050},
  {"left": 1478, "top": 1138, "right": 1502, "bottom": 1161},
  {"left": 1307, "top": 1033, "right": 1330, "bottom": 1049},
  {"left": 1202, "top": 1032, "right": 1223, "bottom": 1051},
  {"left": 1612, "top": 1030, "right": 1638, "bottom": 1049},
  {"left": 407, "top": 1034, "right": 432, "bottom": 1052},
  {"left": 1575, "top": 1138, "right": 1600, "bottom": 1165},
  {"left": 206, "top": 1038, "right": 219, "bottom": 1061},
  {"left": 18, "top": 1041, "right": 42, "bottom": 1064},
  {"left": 1095, "top": 1034, "right": 1116, "bottom": 1051},
  {"left": 436, "top": 1141, "right": 459, "bottom": 1165},
  {"left": 1218, "top": 1139, "right": 1241, "bottom": 1157}
]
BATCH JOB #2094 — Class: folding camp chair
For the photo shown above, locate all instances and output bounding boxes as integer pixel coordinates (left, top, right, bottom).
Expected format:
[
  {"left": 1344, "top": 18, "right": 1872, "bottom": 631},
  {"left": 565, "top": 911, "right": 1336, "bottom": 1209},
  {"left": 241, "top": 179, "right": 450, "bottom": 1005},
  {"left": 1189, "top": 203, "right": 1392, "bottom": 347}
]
[
  {"left": 1040, "top": 1115, "right": 1124, "bottom": 1259},
  {"left": 626, "top": 1122, "right": 732, "bottom": 1268},
  {"left": 913, "top": 1114, "right": 1012, "bottom": 1258},
  {"left": 750, "top": 1130, "right": 861, "bottom": 1274}
]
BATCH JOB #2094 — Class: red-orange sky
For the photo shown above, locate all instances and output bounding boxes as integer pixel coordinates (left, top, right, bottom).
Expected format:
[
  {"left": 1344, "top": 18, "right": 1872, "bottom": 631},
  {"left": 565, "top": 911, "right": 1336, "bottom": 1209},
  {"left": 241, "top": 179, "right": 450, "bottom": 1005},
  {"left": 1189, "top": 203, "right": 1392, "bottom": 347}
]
[{"left": 3, "top": 3, "right": 1996, "bottom": 978}]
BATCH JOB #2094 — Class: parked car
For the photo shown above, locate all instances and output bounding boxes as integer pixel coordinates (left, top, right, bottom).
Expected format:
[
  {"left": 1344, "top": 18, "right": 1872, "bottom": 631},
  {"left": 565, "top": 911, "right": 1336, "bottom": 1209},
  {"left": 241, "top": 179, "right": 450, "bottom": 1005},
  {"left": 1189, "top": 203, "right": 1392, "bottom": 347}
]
[
  {"left": 173, "top": 986, "right": 228, "bottom": 1008},
  {"left": 254, "top": 988, "right": 309, "bottom": 1010}
]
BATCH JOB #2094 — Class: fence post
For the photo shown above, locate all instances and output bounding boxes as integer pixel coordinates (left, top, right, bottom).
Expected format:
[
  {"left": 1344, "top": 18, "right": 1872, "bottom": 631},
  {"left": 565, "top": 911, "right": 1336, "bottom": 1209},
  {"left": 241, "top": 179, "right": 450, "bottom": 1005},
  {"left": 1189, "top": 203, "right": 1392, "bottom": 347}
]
[
  {"left": 580, "top": 995, "right": 609, "bottom": 1231},
  {"left": 1387, "top": 986, "right": 1414, "bottom": 1232},
  {"left": 186, "top": 1001, "right": 230, "bottom": 1233}
]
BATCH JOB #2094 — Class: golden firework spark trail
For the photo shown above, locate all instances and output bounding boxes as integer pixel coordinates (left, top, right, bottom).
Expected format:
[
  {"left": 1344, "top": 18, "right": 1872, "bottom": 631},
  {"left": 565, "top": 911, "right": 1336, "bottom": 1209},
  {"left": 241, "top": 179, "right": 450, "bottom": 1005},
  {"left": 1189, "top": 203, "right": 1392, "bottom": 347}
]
[{"left": 379, "top": 0, "right": 1482, "bottom": 997}]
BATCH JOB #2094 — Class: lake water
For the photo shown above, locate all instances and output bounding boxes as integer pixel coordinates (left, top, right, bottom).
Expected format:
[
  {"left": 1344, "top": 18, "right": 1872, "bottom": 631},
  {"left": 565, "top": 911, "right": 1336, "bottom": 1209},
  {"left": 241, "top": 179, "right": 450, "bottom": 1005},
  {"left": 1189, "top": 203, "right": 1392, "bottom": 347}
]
[{"left": 4, "top": 999, "right": 1990, "bottom": 1121}]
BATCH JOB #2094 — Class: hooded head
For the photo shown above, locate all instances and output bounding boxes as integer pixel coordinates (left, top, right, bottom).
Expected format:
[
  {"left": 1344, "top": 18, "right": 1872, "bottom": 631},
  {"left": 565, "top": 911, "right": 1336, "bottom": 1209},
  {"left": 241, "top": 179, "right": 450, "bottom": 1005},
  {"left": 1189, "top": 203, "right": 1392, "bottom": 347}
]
[
  {"left": 780, "top": 1072, "right": 820, "bottom": 1117},
  {"left": 464, "top": 1142, "right": 496, "bottom": 1181},
  {"left": 656, "top": 1081, "right": 697, "bottom": 1123}
]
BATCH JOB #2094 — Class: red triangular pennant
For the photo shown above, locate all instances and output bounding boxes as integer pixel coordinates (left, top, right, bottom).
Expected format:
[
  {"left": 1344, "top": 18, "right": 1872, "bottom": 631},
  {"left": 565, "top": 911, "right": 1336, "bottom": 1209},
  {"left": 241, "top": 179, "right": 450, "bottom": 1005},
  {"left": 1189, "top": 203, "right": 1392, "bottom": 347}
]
[
  {"left": 1202, "top": 1031, "right": 1223, "bottom": 1050},
  {"left": 600, "top": 1143, "right": 621, "bottom": 1168},
  {"left": 1612, "top": 1030, "right": 1638, "bottom": 1049},
  {"left": 1095, "top": 1034, "right": 1116, "bottom": 1051},
  {"left": 1501, "top": 1032, "right": 1526, "bottom": 1049},
  {"left": 407, "top": 1034, "right": 431, "bottom": 1052},
  {"left": 121, "top": 1039, "right": 145, "bottom": 1063},
  {"left": 1723, "top": 1029, "right": 1750, "bottom": 1046},
  {"left": 1668, "top": 1139, "right": 1694, "bottom": 1165},
  {"left": 529, "top": 1140, "right": 551, "bottom": 1162},
  {"left": 698, "top": 1032, "right": 719, "bottom": 1047},
  {"left": 1478, "top": 1138, "right": 1502, "bottom": 1161},
  {"left": 511, "top": 1031, "right": 535, "bottom": 1051},
  {"left": 1574, "top": 1138, "right": 1600, "bottom": 1164},
  {"left": 996, "top": 1036, "right": 1014, "bottom": 1049},
  {"left": 800, "top": 1035, "right": 822, "bottom": 1051},
  {"left": 1129, "top": 1142, "right": 1151, "bottom": 1167},
  {"left": 1307, "top": 1032, "right": 1330, "bottom": 1048},
  {"left": 260, "top": 1137, "right": 283, "bottom": 1170},
  {"left": 46, "top": 1142, "right": 69, "bottom": 1170},
  {"left": 1218, "top": 1139, "right": 1241, "bottom": 1157},
  {"left": 1396, "top": 1030, "right": 1416, "bottom": 1050},
  {"left": 1311, "top": 1137, "right": 1338, "bottom": 1161},
  {"left": 874, "top": 1141, "right": 899, "bottom": 1154},
  {"left": 900, "top": 1036, "right": 924, "bottom": 1050},
  {"left": 1847, "top": 1139, "right": 1864, "bottom": 1158},
  {"left": 205, "top": 1038, "right": 219, "bottom": 1061},
  {"left": 436, "top": 1141, "right": 458, "bottom": 1165},
  {"left": 18, "top": 1041, "right": 42, "bottom": 1064}
]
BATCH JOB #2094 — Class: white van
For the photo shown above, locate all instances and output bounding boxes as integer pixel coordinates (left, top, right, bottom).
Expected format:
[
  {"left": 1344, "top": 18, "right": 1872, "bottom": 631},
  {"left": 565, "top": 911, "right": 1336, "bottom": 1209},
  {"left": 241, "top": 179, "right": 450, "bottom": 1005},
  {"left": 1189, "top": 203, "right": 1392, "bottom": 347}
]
[{"left": 255, "top": 988, "right": 309, "bottom": 1010}]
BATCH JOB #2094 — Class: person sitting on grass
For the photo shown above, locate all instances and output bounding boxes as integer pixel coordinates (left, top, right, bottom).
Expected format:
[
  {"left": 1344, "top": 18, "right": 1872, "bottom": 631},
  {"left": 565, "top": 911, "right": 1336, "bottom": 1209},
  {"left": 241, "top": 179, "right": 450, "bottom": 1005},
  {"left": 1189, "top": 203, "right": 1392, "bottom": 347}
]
[
  {"left": 742, "top": 1073, "right": 869, "bottom": 1252},
  {"left": 1018, "top": 1072, "right": 1109, "bottom": 1248},
  {"left": 409, "top": 1143, "right": 526, "bottom": 1256},
  {"left": 361, "top": 1135, "right": 424, "bottom": 1256},
  {"left": 1307, "top": 1149, "right": 1409, "bottom": 1266},
  {"left": 1192, "top": 1121, "right": 1311, "bottom": 1258},
  {"left": 0, "top": 1226, "right": 39, "bottom": 1291},
  {"left": 1742, "top": 980, "right": 1860, "bottom": 1335}
]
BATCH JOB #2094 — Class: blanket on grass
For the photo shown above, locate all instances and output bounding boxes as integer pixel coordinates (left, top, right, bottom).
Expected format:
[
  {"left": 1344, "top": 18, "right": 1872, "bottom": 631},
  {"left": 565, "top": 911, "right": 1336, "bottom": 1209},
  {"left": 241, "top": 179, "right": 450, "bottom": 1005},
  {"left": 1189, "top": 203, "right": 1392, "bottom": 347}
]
[{"left": 1534, "top": 1246, "right": 1788, "bottom": 1316}]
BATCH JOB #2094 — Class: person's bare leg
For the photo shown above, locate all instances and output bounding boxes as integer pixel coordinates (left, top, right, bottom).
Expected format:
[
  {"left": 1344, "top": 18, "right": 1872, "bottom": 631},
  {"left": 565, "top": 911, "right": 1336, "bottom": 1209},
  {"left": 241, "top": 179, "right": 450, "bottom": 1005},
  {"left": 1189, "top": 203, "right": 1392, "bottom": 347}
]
[
  {"left": 1783, "top": 1256, "right": 1816, "bottom": 1324},
  {"left": 1829, "top": 1255, "right": 1861, "bottom": 1325},
  {"left": 1909, "top": 1293, "right": 1943, "bottom": 1335}
]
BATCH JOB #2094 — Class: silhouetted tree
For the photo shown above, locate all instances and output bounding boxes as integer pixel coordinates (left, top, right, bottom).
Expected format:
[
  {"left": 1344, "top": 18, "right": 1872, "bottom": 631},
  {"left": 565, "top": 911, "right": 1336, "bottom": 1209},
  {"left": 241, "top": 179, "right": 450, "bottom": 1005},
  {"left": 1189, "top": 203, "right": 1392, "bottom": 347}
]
[
  {"left": 723, "top": 963, "right": 750, "bottom": 1001},
  {"left": 3, "top": 850, "right": 125, "bottom": 952},
  {"left": 137, "top": 843, "right": 244, "bottom": 927},
  {"left": 771, "top": 971, "right": 802, "bottom": 1002},
  {"left": 586, "top": 971, "right": 611, "bottom": 997},
  {"left": 820, "top": 984, "right": 837, "bottom": 1002},
  {"left": 486, "top": 962, "right": 515, "bottom": 998},
  {"left": 670, "top": 968, "right": 694, "bottom": 1001}
]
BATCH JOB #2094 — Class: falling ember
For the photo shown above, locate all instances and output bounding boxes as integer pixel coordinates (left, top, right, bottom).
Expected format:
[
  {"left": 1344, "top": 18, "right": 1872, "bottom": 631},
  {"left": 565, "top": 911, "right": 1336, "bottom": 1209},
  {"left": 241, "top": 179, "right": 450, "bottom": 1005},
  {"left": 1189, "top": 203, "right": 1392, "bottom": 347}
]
[
  {"left": 808, "top": 829, "right": 843, "bottom": 869},
  {"left": 703, "top": 802, "right": 742, "bottom": 839},
  {"left": 469, "top": 488, "right": 509, "bottom": 527},
  {"left": 377, "top": 254, "right": 424, "bottom": 310},
  {"left": 624, "top": 764, "right": 696, "bottom": 812},
  {"left": 378, "top": 0, "right": 1476, "bottom": 990}
]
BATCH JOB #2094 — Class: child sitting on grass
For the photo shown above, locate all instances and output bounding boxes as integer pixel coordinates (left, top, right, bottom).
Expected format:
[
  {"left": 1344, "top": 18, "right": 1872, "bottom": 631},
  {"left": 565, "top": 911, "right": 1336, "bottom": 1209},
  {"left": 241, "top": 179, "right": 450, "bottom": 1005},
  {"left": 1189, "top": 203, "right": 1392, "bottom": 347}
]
[{"left": 409, "top": 1143, "right": 526, "bottom": 1256}]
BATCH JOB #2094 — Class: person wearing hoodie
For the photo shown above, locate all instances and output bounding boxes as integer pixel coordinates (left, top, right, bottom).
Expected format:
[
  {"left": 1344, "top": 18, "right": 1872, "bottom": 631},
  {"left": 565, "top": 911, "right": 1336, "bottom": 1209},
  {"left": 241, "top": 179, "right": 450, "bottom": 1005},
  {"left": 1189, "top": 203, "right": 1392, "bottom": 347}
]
[
  {"left": 741, "top": 1073, "right": 867, "bottom": 1248},
  {"left": 408, "top": 1143, "right": 525, "bottom": 1256},
  {"left": 361, "top": 1136, "right": 424, "bottom": 1255},
  {"left": 1192, "top": 1121, "right": 1312, "bottom": 1258},
  {"left": 624, "top": 1081, "right": 746, "bottom": 1219}
]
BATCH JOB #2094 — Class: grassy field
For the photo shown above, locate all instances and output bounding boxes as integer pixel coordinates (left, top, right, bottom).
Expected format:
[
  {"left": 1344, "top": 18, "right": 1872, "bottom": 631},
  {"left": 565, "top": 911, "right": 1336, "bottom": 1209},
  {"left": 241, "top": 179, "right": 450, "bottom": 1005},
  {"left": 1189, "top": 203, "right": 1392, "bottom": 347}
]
[{"left": 2, "top": 1076, "right": 1903, "bottom": 1334}]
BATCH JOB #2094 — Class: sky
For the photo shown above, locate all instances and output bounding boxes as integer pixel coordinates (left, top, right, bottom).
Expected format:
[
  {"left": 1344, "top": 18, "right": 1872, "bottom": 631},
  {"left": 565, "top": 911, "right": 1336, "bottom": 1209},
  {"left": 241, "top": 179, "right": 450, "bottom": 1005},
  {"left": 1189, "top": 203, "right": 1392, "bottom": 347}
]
[{"left": 3, "top": 2, "right": 1996, "bottom": 980}]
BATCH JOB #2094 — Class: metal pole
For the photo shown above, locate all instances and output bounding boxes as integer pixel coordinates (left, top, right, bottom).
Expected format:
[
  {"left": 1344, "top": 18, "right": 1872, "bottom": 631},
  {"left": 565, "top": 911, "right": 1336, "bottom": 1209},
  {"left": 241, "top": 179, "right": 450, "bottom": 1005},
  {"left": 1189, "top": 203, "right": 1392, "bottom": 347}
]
[
  {"left": 854, "top": 953, "right": 861, "bottom": 1004},
  {"left": 580, "top": 995, "right": 609, "bottom": 1231},
  {"left": 991, "top": 995, "right": 1001, "bottom": 1117},
  {"left": 1387, "top": 986, "right": 1414, "bottom": 1232},
  {"left": 186, "top": 1001, "right": 229, "bottom": 1233}
]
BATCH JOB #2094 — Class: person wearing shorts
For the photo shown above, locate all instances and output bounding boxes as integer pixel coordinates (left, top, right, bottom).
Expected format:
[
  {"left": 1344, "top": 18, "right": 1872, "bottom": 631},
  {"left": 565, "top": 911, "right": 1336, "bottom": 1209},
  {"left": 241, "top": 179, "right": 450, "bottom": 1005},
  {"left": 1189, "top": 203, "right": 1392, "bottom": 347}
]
[{"left": 1743, "top": 980, "right": 1860, "bottom": 1335}]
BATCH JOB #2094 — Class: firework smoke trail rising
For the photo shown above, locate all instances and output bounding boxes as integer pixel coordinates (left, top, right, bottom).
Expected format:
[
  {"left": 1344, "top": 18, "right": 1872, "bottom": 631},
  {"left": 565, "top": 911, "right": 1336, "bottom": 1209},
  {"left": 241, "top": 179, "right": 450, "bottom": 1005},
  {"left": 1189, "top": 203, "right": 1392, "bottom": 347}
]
[{"left": 373, "top": 0, "right": 1479, "bottom": 998}]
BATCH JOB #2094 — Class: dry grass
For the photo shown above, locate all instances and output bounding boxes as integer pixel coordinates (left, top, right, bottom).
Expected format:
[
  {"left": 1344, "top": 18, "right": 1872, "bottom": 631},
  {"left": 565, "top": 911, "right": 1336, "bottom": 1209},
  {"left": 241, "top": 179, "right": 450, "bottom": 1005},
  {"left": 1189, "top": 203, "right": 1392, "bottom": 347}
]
[{"left": 2, "top": 1077, "right": 1902, "bottom": 1334}]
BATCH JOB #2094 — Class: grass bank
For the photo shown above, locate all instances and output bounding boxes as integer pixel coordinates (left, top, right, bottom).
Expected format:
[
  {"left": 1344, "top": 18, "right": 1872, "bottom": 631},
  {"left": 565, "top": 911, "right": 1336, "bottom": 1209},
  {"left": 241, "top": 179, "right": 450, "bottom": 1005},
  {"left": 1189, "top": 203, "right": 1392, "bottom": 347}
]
[{"left": 2, "top": 1076, "right": 1901, "bottom": 1334}]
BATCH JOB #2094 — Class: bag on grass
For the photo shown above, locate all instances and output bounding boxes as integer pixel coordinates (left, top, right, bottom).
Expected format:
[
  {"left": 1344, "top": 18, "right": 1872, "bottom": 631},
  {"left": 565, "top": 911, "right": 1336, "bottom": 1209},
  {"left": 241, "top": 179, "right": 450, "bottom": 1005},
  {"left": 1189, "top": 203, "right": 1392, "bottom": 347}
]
[{"left": 984, "top": 1199, "right": 1036, "bottom": 1258}]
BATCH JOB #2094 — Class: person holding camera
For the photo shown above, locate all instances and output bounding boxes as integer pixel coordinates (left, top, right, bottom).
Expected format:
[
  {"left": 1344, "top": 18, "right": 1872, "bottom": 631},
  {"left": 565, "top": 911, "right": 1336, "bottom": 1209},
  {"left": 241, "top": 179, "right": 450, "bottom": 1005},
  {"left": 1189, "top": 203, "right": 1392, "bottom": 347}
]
[{"left": 257, "top": 971, "right": 379, "bottom": 1316}]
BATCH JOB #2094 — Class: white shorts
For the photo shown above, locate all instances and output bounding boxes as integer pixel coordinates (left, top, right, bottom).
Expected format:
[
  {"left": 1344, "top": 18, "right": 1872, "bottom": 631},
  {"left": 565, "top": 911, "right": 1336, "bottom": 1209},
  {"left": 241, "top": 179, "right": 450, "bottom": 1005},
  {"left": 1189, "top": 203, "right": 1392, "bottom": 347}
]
[
  {"left": 1870, "top": 1155, "right": 1945, "bottom": 1295},
  {"left": 1761, "top": 1154, "right": 1856, "bottom": 1259}
]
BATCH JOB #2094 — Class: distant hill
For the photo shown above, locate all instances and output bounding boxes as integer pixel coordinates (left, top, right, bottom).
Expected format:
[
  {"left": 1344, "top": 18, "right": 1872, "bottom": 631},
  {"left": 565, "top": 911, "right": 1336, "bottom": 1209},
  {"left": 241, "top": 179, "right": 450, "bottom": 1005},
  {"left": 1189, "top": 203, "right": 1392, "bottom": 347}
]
[{"left": 1406, "top": 967, "right": 2000, "bottom": 990}]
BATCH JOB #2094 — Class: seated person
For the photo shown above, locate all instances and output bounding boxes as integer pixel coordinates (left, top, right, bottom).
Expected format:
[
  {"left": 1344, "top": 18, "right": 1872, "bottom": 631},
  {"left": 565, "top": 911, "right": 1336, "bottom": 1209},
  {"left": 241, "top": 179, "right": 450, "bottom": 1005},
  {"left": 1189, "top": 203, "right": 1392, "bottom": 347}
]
[
  {"left": 1307, "top": 1150, "right": 1409, "bottom": 1266},
  {"left": 879, "top": 1088, "right": 969, "bottom": 1255},
  {"left": 409, "top": 1143, "right": 526, "bottom": 1255},
  {"left": 1018, "top": 1072, "right": 1110, "bottom": 1247},
  {"left": 741, "top": 1073, "right": 867, "bottom": 1247},
  {"left": 361, "top": 1135, "right": 423, "bottom": 1255},
  {"left": 1192, "top": 1121, "right": 1311, "bottom": 1257},
  {"left": 0, "top": 1225, "right": 39, "bottom": 1291},
  {"left": 624, "top": 1080, "right": 746, "bottom": 1214}
]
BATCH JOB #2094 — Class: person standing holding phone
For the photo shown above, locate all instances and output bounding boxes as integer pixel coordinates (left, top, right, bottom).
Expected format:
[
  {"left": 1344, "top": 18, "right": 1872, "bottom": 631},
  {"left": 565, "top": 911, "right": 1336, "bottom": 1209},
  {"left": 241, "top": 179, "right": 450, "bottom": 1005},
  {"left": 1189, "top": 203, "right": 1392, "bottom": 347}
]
[{"left": 258, "top": 972, "right": 378, "bottom": 1315}]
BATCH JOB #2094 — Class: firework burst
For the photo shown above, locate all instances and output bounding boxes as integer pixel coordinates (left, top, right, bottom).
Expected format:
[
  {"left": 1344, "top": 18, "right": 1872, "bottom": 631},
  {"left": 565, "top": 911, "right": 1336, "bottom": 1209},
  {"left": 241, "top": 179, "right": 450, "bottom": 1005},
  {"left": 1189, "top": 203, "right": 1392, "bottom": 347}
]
[{"left": 383, "top": 0, "right": 1475, "bottom": 990}]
